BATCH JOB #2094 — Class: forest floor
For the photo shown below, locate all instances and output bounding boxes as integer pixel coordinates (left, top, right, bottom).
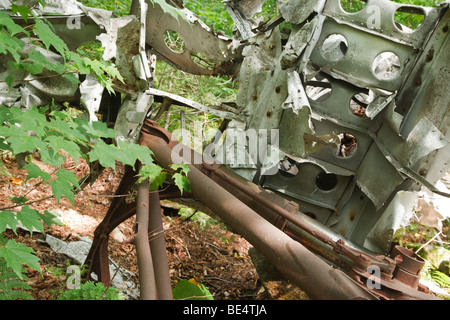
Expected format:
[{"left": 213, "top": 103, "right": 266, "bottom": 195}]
[
  {"left": 0, "top": 154, "right": 304, "bottom": 300},
  {"left": 1, "top": 153, "right": 448, "bottom": 300}
]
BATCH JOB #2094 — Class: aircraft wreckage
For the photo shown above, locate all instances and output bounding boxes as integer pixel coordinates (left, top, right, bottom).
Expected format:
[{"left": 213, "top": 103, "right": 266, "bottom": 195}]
[{"left": 0, "top": 0, "right": 449, "bottom": 300}]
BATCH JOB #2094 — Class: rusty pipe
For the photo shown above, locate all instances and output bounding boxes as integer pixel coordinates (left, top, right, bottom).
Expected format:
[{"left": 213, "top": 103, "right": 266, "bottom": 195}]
[
  {"left": 139, "top": 122, "right": 377, "bottom": 300},
  {"left": 148, "top": 191, "right": 173, "bottom": 300},
  {"left": 135, "top": 178, "right": 157, "bottom": 300}
]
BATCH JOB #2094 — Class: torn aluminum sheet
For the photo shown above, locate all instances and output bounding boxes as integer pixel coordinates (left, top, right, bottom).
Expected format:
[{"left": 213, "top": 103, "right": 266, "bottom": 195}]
[
  {"left": 114, "top": 92, "right": 154, "bottom": 143},
  {"left": 282, "top": 71, "right": 311, "bottom": 116},
  {"left": 364, "top": 191, "right": 418, "bottom": 253},
  {"left": 226, "top": 0, "right": 449, "bottom": 255},
  {"left": 223, "top": 0, "right": 265, "bottom": 40},
  {"left": 80, "top": 74, "right": 104, "bottom": 123},
  {"left": 136, "top": 0, "right": 232, "bottom": 75}
]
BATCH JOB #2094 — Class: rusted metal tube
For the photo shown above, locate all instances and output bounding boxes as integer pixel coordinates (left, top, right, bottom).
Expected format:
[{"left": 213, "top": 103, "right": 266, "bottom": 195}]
[
  {"left": 135, "top": 178, "right": 157, "bottom": 300},
  {"left": 148, "top": 191, "right": 173, "bottom": 300},
  {"left": 140, "top": 124, "right": 377, "bottom": 300}
]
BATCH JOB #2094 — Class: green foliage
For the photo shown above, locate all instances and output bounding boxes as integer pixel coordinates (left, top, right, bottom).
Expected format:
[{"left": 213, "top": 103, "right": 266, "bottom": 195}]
[
  {"left": 172, "top": 278, "right": 213, "bottom": 300},
  {"left": 0, "top": 9, "right": 124, "bottom": 92},
  {"left": 170, "top": 164, "right": 191, "bottom": 195},
  {"left": 184, "top": 0, "right": 234, "bottom": 36},
  {"left": 80, "top": 0, "right": 131, "bottom": 17},
  {"left": 0, "top": 259, "right": 33, "bottom": 300},
  {"left": 0, "top": 235, "right": 41, "bottom": 280},
  {"left": 57, "top": 281, "right": 124, "bottom": 300}
]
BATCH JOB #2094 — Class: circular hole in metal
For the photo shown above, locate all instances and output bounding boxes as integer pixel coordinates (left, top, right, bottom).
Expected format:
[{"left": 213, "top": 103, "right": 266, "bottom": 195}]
[
  {"left": 372, "top": 52, "right": 401, "bottom": 81},
  {"left": 340, "top": 0, "right": 367, "bottom": 13},
  {"left": 349, "top": 91, "right": 374, "bottom": 118},
  {"left": 338, "top": 133, "right": 357, "bottom": 157},
  {"left": 164, "top": 30, "right": 186, "bottom": 54},
  {"left": 306, "top": 75, "right": 332, "bottom": 101},
  {"left": 316, "top": 172, "right": 338, "bottom": 191},
  {"left": 321, "top": 34, "right": 348, "bottom": 62},
  {"left": 394, "top": 7, "right": 425, "bottom": 32}
]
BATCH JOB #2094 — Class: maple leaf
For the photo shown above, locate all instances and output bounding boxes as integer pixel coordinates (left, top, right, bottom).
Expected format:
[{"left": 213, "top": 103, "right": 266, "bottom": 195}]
[
  {"left": 16, "top": 206, "right": 44, "bottom": 235},
  {"left": 138, "top": 163, "right": 167, "bottom": 190},
  {"left": 116, "top": 140, "right": 154, "bottom": 167},
  {"left": 170, "top": 164, "right": 191, "bottom": 195},
  {"left": 87, "top": 139, "right": 119, "bottom": 171},
  {"left": 49, "top": 169, "right": 80, "bottom": 204},
  {"left": 0, "top": 211, "right": 18, "bottom": 234},
  {"left": 82, "top": 121, "right": 117, "bottom": 139},
  {"left": 23, "top": 162, "right": 51, "bottom": 183},
  {"left": 33, "top": 18, "right": 68, "bottom": 58},
  {"left": 0, "top": 239, "right": 41, "bottom": 279},
  {"left": 172, "top": 173, "right": 191, "bottom": 195},
  {"left": 44, "top": 135, "right": 83, "bottom": 165},
  {"left": 41, "top": 210, "right": 62, "bottom": 228},
  {"left": 6, "top": 134, "right": 47, "bottom": 155}
]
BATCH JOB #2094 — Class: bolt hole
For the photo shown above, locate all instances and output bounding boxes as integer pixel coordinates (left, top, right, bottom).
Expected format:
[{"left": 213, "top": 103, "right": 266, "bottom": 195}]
[
  {"left": 316, "top": 172, "right": 338, "bottom": 191},
  {"left": 338, "top": 133, "right": 357, "bottom": 157}
]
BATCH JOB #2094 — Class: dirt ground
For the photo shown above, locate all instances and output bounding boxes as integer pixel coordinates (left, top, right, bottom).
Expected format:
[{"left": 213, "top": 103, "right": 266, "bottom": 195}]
[{"left": 0, "top": 154, "right": 303, "bottom": 300}]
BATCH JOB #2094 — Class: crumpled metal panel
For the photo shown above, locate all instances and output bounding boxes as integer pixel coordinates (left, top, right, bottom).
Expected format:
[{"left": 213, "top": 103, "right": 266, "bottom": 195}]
[
  {"left": 224, "top": 0, "right": 449, "bottom": 254},
  {"left": 135, "top": 0, "right": 232, "bottom": 75}
]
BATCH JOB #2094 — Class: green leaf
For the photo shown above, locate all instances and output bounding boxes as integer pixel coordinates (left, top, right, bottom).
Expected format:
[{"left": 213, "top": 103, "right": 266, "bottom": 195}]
[
  {"left": 27, "top": 47, "right": 66, "bottom": 74},
  {"left": 104, "top": 64, "right": 124, "bottom": 84},
  {"left": 170, "top": 163, "right": 190, "bottom": 175},
  {"left": 170, "top": 164, "right": 191, "bottom": 195},
  {"left": 138, "top": 164, "right": 166, "bottom": 190},
  {"left": 0, "top": 211, "right": 18, "bottom": 234},
  {"left": 116, "top": 140, "right": 154, "bottom": 167},
  {"left": 172, "top": 279, "right": 213, "bottom": 300},
  {"left": 33, "top": 18, "right": 68, "bottom": 57},
  {"left": 9, "top": 196, "right": 28, "bottom": 205},
  {"left": 87, "top": 139, "right": 119, "bottom": 171},
  {"left": 82, "top": 121, "right": 117, "bottom": 139},
  {"left": 23, "top": 162, "right": 51, "bottom": 183},
  {"left": 44, "top": 135, "right": 83, "bottom": 164},
  {"left": 172, "top": 173, "right": 191, "bottom": 195},
  {"left": 11, "top": 5, "right": 32, "bottom": 24},
  {"left": 49, "top": 168, "right": 80, "bottom": 204},
  {"left": 16, "top": 206, "right": 44, "bottom": 234},
  {"left": 0, "top": 239, "right": 41, "bottom": 279},
  {"left": 38, "top": 147, "right": 65, "bottom": 167},
  {"left": 41, "top": 210, "right": 62, "bottom": 228},
  {"left": 0, "top": 11, "right": 28, "bottom": 36},
  {"left": 6, "top": 134, "right": 47, "bottom": 155},
  {"left": 0, "top": 32, "right": 24, "bottom": 63}
]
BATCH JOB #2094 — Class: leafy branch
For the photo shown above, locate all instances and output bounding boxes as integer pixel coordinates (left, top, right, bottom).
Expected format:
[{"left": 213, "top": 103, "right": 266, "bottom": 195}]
[{"left": 0, "top": 8, "right": 124, "bottom": 93}]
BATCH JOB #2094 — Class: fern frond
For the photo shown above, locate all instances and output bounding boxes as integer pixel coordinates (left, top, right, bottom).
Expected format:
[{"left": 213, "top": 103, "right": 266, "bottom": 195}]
[{"left": 0, "top": 258, "right": 33, "bottom": 300}]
